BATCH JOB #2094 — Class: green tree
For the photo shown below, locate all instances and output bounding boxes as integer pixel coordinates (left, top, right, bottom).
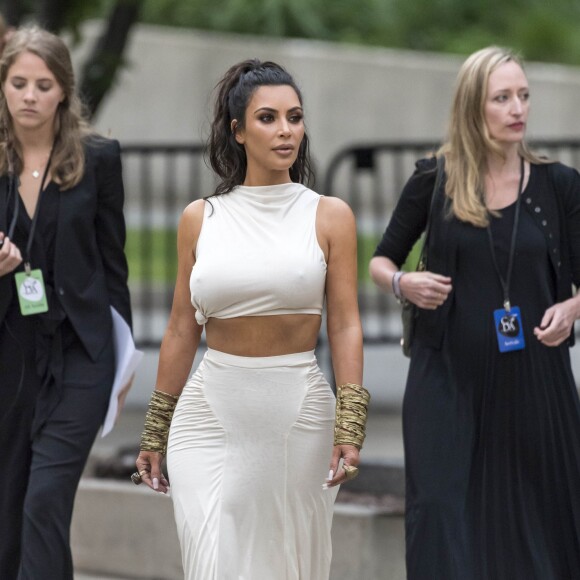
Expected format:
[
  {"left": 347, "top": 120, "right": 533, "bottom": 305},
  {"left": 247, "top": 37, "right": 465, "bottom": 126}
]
[
  {"left": 4, "top": 0, "right": 580, "bottom": 115},
  {"left": 0, "top": 0, "right": 143, "bottom": 117},
  {"left": 139, "top": 0, "right": 580, "bottom": 66}
]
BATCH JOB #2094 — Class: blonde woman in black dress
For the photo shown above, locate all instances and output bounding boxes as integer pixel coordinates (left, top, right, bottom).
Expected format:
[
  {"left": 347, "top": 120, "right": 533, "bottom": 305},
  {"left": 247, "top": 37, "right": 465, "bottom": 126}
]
[{"left": 370, "top": 47, "right": 580, "bottom": 579}]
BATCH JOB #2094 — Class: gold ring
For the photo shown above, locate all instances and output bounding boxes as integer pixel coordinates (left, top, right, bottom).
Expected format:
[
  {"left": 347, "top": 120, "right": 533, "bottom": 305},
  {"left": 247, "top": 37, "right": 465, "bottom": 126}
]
[
  {"left": 139, "top": 469, "right": 149, "bottom": 477},
  {"left": 130, "top": 472, "right": 143, "bottom": 485},
  {"left": 343, "top": 465, "right": 359, "bottom": 481}
]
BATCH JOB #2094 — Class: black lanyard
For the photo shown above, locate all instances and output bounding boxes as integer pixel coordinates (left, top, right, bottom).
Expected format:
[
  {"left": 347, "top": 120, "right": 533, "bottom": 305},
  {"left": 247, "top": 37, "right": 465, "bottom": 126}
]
[
  {"left": 7, "top": 152, "right": 53, "bottom": 273},
  {"left": 6, "top": 171, "right": 19, "bottom": 239},
  {"left": 486, "top": 156, "right": 525, "bottom": 312}
]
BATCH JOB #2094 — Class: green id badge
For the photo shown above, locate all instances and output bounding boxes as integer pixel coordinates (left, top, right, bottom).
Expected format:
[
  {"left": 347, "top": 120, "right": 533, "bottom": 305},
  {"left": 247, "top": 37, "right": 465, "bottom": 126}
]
[{"left": 15, "top": 269, "right": 49, "bottom": 315}]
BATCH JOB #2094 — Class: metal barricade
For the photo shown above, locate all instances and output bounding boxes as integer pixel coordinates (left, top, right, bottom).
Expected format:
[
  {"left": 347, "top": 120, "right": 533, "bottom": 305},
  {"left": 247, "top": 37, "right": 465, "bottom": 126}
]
[
  {"left": 323, "top": 139, "right": 580, "bottom": 345},
  {"left": 121, "top": 140, "right": 580, "bottom": 347},
  {"left": 120, "top": 143, "right": 212, "bottom": 347}
]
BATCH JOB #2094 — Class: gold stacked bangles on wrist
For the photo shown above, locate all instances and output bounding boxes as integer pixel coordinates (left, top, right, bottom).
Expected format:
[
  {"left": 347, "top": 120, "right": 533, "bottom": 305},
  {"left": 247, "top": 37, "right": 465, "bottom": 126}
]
[
  {"left": 334, "top": 382, "right": 370, "bottom": 450},
  {"left": 139, "top": 389, "right": 180, "bottom": 455}
]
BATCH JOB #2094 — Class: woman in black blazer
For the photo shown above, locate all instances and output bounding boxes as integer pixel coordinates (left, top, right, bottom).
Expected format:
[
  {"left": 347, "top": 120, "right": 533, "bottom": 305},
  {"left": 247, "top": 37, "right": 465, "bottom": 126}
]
[{"left": 0, "top": 27, "right": 131, "bottom": 579}]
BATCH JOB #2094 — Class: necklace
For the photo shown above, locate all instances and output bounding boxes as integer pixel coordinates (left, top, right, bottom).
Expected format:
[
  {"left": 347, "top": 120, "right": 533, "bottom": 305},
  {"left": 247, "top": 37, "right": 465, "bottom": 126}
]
[{"left": 26, "top": 150, "right": 52, "bottom": 179}]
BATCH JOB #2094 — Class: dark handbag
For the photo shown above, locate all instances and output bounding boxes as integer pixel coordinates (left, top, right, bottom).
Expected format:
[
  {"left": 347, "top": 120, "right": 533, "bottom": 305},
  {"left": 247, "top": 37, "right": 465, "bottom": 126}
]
[{"left": 401, "top": 156, "right": 445, "bottom": 357}]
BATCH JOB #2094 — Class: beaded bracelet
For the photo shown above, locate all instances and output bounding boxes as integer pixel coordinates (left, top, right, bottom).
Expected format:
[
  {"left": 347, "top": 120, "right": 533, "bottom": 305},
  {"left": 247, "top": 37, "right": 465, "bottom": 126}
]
[
  {"left": 139, "top": 390, "right": 180, "bottom": 455},
  {"left": 392, "top": 271, "right": 406, "bottom": 303},
  {"left": 334, "top": 382, "right": 370, "bottom": 449}
]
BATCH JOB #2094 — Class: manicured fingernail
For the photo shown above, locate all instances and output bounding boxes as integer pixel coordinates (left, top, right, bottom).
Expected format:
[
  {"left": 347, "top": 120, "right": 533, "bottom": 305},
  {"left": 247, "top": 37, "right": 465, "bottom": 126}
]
[
  {"left": 327, "top": 470, "right": 334, "bottom": 480},
  {"left": 153, "top": 477, "right": 159, "bottom": 490},
  {"left": 322, "top": 483, "right": 329, "bottom": 490}
]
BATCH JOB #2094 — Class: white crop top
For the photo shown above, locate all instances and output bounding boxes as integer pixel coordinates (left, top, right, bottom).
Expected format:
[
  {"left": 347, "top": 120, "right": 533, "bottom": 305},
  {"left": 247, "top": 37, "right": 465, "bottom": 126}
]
[{"left": 190, "top": 182, "right": 327, "bottom": 325}]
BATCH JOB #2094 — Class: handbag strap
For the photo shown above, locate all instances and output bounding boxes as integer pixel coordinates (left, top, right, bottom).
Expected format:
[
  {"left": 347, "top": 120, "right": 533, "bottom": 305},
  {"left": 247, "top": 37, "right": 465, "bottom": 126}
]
[{"left": 418, "top": 155, "right": 445, "bottom": 267}]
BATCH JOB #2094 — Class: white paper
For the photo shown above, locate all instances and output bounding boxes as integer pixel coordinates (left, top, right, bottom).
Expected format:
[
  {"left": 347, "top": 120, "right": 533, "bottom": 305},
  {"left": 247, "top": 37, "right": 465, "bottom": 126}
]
[{"left": 101, "top": 306, "right": 144, "bottom": 437}]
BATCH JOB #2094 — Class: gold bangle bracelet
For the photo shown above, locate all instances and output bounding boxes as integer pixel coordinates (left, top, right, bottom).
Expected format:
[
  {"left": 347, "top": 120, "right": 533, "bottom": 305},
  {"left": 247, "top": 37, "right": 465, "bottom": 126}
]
[
  {"left": 334, "top": 383, "right": 370, "bottom": 449},
  {"left": 139, "top": 389, "right": 180, "bottom": 455}
]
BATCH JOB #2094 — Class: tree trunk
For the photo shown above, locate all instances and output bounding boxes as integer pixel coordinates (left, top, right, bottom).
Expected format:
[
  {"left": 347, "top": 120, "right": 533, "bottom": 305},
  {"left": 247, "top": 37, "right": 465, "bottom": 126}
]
[
  {"left": 1, "top": 0, "right": 25, "bottom": 26},
  {"left": 78, "top": 0, "right": 142, "bottom": 119},
  {"left": 37, "top": 0, "right": 67, "bottom": 31}
]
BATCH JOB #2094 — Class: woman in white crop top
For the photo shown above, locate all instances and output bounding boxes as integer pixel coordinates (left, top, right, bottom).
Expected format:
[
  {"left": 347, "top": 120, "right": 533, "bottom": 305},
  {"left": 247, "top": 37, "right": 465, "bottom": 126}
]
[{"left": 135, "top": 59, "right": 367, "bottom": 580}]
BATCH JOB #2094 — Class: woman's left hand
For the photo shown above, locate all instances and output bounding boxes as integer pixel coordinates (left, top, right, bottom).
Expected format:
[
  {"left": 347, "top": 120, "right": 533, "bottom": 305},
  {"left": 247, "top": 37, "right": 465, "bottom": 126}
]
[
  {"left": 135, "top": 450, "right": 170, "bottom": 493},
  {"left": 534, "top": 298, "right": 580, "bottom": 346},
  {"left": 324, "top": 444, "right": 360, "bottom": 488},
  {"left": 0, "top": 235, "right": 23, "bottom": 277}
]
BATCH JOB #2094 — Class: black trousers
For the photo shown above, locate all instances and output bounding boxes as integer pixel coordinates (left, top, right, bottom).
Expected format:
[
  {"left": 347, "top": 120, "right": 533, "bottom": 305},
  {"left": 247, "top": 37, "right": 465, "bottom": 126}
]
[{"left": 0, "top": 324, "right": 114, "bottom": 580}]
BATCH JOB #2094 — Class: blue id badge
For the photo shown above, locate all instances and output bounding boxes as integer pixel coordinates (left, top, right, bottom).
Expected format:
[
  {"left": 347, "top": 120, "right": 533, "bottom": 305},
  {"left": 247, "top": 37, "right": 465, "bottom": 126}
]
[{"left": 493, "top": 306, "right": 525, "bottom": 353}]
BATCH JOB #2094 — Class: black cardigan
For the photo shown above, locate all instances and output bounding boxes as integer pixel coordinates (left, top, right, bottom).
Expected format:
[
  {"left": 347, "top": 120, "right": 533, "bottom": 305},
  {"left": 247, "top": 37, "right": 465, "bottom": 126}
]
[{"left": 374, "top": 157, "right": 580, "bottom": 349}]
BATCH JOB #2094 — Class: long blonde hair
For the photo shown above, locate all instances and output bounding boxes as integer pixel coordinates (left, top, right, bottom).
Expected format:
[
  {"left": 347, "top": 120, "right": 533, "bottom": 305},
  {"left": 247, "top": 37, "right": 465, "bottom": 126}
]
[
  {"left": 0, "top": 26, "right": 92, "bottom": 190},
  {"left": 438, "top": 46, "right": 547, "bottom": 227}
]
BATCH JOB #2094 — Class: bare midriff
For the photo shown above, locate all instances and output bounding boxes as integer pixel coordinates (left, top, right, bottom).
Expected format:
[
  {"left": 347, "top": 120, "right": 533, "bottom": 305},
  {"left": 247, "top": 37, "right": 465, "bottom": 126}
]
[{"left": 205, "top": 314, "right": 322, "bottom": 357}]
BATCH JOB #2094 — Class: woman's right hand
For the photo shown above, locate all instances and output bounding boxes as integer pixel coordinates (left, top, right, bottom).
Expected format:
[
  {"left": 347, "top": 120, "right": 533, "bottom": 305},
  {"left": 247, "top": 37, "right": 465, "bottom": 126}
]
[
  {"left": 0, "top": 234, "right": 23, "bottom": 277},
  {"left": 135, "top": 450, "right": 170, "bottom": 493},
  {"left": 399, "top": 271, "right": 452, "bottom": 310}
]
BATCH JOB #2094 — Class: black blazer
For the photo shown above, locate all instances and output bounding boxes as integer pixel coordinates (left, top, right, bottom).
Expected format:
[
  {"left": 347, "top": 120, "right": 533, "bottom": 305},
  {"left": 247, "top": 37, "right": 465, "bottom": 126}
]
[
  {"left": 374, "top": 157, "right": 580, "bottom": 349},
  {"left": 0, "top": 137, "right": 132, "bottom": 362}
]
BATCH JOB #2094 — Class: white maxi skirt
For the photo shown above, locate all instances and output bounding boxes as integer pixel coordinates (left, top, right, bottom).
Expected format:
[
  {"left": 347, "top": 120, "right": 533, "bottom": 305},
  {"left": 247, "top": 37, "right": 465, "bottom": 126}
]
[{"left": 166, "top": 348, "right": 339, "bottom": 580}]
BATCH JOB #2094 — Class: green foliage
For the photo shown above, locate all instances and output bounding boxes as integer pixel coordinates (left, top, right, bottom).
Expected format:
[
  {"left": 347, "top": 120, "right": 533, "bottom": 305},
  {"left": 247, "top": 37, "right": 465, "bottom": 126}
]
[
  {"left": 357, "top": 233, "right": 381, "bottom": 283},
  {"left": 139, "top": 0, "right": 580, "bottom": 66},
  {"left": 62, "top": 0, "right": 104, "bottom": 30},
  {"left": 513, "top": 7, "right": 578, "bottom": 63},
  {"left": 126, "top": 227, "right": 177, "bottom": 283},
  {"left": 141, "top": 0, "right": 328, "bottom": 38},
  {"left": 402, "top": 237, "right": 424, "bottom": 273}
]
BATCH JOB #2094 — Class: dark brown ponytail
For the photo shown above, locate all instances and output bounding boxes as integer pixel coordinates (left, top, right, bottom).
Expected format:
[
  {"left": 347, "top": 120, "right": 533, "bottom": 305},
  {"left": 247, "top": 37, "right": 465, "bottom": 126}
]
[{"left": 207, "top": 59, "right": 314, "bottom": 196}]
